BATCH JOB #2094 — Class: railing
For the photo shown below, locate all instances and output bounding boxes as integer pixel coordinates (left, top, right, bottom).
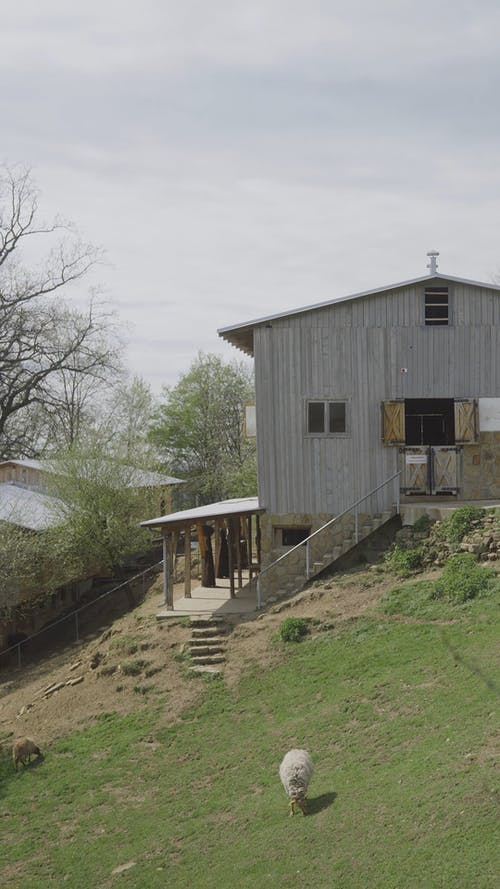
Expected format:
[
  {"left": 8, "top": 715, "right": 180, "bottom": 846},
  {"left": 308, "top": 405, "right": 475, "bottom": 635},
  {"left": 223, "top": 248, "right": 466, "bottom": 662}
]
[
  {"left": 0, "top": 561, "right": 163, "bottom": 672},
  {"left": 256, "top": 472, "right": 401, "bottom": 608}
]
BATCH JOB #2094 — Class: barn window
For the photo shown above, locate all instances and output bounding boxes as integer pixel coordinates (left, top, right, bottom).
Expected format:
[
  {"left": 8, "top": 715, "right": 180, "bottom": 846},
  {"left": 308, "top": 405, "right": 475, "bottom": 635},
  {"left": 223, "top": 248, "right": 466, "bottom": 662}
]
[
  {"left": 307, "top": 401, "right": 347, "bottom": 434},
  {"left": 274, "top": 526, "right": 311, "bottom": 547},
  {"left": 425, "top": 287, "right": 449, "bottom": 325}
]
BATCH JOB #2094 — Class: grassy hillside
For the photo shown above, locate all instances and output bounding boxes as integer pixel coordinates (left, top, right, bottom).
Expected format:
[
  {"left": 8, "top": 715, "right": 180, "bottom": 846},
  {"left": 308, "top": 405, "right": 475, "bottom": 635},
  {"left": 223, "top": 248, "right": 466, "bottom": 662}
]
[{"left": 1, "top": 584, "right": 498, "bottom": 888}]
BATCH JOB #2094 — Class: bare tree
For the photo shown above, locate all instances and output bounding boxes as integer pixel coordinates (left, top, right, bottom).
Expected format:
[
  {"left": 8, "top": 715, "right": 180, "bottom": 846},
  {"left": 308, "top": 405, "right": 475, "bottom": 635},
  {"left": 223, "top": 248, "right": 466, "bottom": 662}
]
[
  {"left": 99, "top": 376, "right": 157, "bottom": 463},
  {"left": 0, "top": 165, "right": 122, "bottom": 457}
]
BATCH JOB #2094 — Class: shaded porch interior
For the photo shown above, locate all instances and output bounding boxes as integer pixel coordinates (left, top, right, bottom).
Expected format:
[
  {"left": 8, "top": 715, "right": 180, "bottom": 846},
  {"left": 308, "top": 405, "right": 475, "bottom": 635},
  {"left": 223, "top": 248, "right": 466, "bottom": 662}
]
[{"left": 140, "top": 498, "right": 265, "bottom": 616}]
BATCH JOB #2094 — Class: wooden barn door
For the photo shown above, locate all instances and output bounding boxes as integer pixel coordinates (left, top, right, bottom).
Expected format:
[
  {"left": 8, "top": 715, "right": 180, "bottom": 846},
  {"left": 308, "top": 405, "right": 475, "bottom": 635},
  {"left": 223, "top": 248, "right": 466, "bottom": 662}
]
[
  {"left": 431, "top": 447, "right": 459, "bottom": 494},
  {"left": 402, "top": 448, "right": 429, "bottom": 494},
  {"left": 382, "top": 401, "right": 405, "bottom": 444},
  {"left": 454, "top": 399, "right": 479, "bottom": 443}
]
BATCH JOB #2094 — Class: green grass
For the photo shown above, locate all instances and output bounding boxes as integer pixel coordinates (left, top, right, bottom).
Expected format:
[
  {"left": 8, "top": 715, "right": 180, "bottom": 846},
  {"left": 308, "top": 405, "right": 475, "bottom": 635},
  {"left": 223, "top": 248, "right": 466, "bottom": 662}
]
[
  {"left": 109, "top": 635, "right": 139, "bottom": 656},
  {"left": 384, "top": 545, "right": 424, "bottom": 577},
  {"left": 120, "top": 658, "right": 150, "bottom": 676},
  {"left": 380, "top": 560, "right": 499, "bottom": 619},
  {"left": 1, "top": 599, "right": 499, "bottom": 888}
]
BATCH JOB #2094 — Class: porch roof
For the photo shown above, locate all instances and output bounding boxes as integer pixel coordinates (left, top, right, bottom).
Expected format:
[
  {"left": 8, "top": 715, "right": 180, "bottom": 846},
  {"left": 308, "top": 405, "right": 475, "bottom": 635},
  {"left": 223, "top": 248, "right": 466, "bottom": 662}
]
[{"left": 140, "top": 496, "right": 264, "bottom": 531}]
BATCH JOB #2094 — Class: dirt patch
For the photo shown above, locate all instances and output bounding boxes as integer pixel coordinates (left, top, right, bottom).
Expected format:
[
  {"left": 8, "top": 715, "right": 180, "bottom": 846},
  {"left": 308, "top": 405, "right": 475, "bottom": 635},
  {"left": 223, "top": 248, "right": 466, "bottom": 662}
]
[
  {"left": 0, "top": 586, "right": 201, "bottom": 751},
  {"left": 475, "top": 729, "right": 500, "bottom": 766},
  {"left": 1, "top": 563, "right": 404, "bottom": 752}
]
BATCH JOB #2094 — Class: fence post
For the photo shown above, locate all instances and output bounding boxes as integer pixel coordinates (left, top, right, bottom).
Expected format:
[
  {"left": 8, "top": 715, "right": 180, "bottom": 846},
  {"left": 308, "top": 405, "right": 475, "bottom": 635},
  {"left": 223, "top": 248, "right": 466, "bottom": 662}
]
[
  {"left": 257, "top": 575, "right": 262, "bottom": 610},
  {"left": 17, "top": 643, "right": 21, "bottom": 669},
  {"left": 75, "top": 611, "right": 79, "bottom": 642}
]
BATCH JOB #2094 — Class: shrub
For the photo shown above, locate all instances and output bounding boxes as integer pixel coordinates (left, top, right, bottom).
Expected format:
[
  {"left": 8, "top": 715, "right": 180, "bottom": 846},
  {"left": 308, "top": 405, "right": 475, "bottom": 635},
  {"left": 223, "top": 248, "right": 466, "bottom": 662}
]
[
  {"left": 121, "top": 658, "right": 149, "bottom": 676},
  {"left": 385, "top": 545, "right": 424, "bottom": 578},
  {"left": 413, "top": 514, "right": 433, "bottom": 534},
  {"left": 433, "top": 553, "right": 496, "bottom": 604},
  {"left": 110, "top": 636, "right": 139, "bottom": 656},
  {"left": 442, "top": 506, "right": 484, "bottom": 547},
  {"left": 277, "top": 617, "right": 310, "bottom": 643}
]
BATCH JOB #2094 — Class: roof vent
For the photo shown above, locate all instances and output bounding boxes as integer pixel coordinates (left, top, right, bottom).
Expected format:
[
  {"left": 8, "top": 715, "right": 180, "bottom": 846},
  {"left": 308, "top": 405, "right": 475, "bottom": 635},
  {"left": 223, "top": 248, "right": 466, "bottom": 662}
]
[{"left": 426, "top": 250, "right": 439, "bottom": 275}]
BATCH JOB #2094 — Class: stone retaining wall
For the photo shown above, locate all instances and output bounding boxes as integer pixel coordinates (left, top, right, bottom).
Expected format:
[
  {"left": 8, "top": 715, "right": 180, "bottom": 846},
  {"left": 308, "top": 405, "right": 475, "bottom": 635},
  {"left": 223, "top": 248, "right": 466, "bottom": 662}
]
[{"left": 462, "top": 432, "right": 500, "bottom": 499}]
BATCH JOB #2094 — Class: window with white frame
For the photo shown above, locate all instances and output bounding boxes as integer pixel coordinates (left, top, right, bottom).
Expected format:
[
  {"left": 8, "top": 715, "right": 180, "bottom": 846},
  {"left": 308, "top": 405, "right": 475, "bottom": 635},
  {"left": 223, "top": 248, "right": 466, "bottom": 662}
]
[{"left": 307, "top": 400, "right": 347, "bottom": 434}]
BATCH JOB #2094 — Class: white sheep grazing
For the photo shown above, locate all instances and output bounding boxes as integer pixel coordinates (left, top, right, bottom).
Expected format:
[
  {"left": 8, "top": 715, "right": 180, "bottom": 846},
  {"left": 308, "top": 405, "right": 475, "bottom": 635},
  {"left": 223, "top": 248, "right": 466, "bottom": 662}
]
[
  {"left": 279, "top": 749, "right": 313, "bottom": 816},
  {"left": 12, "top": 737, "right": 42, "bottom": 770}
]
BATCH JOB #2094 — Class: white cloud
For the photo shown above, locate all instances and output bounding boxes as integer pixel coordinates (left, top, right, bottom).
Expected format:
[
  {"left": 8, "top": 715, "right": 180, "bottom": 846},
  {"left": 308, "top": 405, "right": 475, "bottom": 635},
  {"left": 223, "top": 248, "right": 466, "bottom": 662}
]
[{"left": 1, "top": 1, "right": 500, "bottom": 390}]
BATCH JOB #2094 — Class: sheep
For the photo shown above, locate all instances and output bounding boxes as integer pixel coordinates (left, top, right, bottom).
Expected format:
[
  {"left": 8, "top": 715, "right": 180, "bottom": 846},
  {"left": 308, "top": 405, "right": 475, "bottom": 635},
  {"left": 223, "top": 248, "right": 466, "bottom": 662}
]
[
  {"left": 279, "top": 749, "right": 313, "bottom": 816},
  {"left": 12, "top": 737, "right": 42, "bottom": 770}
]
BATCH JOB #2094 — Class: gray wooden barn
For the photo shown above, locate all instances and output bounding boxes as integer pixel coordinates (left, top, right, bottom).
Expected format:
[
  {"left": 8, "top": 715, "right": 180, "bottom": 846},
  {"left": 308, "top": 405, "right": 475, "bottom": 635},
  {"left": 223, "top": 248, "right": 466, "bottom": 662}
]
[{"left": 218, "top": 253, "right": 500, "bottom": 602}]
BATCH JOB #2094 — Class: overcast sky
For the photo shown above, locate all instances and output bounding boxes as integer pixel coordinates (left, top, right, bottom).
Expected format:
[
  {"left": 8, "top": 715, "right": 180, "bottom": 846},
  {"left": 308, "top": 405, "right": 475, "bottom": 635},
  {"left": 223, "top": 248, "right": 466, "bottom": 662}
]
[{"left": 2, "top": 1, "right": 500, "bottom": 390}]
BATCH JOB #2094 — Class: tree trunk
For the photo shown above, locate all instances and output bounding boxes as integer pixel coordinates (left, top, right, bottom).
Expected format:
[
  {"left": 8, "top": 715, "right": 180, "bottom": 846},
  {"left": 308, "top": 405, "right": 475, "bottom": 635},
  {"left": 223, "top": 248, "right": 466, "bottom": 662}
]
[{"left": 197, "top": 524, "right": 216, "bottom": 587}]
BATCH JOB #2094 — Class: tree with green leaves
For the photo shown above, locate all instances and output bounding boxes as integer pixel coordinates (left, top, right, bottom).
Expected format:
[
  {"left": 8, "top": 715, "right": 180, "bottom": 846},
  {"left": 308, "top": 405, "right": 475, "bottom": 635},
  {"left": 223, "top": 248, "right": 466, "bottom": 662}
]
[
  {"left": 44, "top": 445, "right": 163, "bottom": 578},
  {"left": 149, "top": 352, "right": 256, "bottom": 505},
  {"left": 0, "top": 443, "right": 170, "bottom": 625}
]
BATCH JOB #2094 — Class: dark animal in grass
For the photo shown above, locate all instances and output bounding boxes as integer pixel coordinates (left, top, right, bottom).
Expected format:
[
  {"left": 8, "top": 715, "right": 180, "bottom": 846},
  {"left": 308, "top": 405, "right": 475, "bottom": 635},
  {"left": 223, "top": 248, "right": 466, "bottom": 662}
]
[
  {"left": 12, "top": 737, "right": 42, "bottom": 770},
  {"left": 279, "top": 749, "right": 313, "bottom": 816}
]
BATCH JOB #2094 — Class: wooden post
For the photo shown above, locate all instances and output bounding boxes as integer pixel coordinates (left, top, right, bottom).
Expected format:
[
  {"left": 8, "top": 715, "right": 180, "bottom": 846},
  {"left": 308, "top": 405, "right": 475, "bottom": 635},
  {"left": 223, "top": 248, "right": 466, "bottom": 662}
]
[
  {"left": 197, "top": 523, "right": 216, "bottom": 587},
  {"left": 163, "top": 533, "right": 172, "bottom": 609},
  {"left": 196, "top": 522, "right": 205, "bottom": 566},
  {"left": 170, "top": 531, "right": 179, "bottom": 596},
  {"left": 184, "top": 525, "right": 192, "bottom": 598},
  {"left": 227, "top": 519, "right": 235, "bottom": 598},
  {"left": 247, "top": 515, "right": 254, "bottom": 578},
  {"left": 236, "top": 517, "right": 243, "bottom": 590},
  {"left": 217, "top": 523, "right": 229, "bottom": 578},
  {"left": 214, "top": 518, "right": 221, "bottom": 577}
]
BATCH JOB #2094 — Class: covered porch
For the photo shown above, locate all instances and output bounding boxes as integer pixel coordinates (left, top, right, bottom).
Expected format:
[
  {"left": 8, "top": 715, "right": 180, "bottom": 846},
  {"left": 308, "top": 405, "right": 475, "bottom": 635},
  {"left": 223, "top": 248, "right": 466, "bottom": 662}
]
[{"left": 140, "top": 497, "right": 265, "bottom": 617}]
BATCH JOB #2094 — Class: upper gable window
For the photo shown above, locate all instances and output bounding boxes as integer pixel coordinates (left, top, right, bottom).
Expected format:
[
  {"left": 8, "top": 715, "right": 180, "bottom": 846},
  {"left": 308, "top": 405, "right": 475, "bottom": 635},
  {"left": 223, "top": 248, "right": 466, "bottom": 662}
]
[
  {"left": 425, "top": 287, "right": 449, "bottom": 325},
  {"left": 307, "top": 401, "right": 347, "bottom": 434}
]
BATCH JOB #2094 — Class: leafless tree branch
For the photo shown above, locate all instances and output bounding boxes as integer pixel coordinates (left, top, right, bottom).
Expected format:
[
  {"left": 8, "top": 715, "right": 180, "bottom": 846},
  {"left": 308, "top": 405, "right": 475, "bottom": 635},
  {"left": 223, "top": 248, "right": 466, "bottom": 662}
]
[{"left": 0, "top": 166, "right": 122, "bottom": 457}]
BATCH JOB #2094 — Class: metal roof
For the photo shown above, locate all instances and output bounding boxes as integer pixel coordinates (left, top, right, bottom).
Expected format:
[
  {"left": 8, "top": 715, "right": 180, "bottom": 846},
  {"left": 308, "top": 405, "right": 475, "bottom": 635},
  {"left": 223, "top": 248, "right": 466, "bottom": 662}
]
[
  {"left": 140, "top": 496, "right": 264, "bottom": 530},
  {"left": 218, "top": 272, "right": 500, "bottom": 355},
  {"left": 0, "top": 459, "right": 184, "bottom": 488},
  {"left": 0, "top": 484, "right": 64, "bottom": 531}
]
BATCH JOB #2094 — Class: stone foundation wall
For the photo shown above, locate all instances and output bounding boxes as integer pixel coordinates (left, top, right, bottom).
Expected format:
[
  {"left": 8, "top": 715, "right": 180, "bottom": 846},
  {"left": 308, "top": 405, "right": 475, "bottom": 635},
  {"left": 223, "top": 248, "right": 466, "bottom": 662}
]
[
  {"left": 462, "top": 432, "right": 500, "bottom": 499},
  {"left": 260, "top": 512, "right": 355, "bottom": 564},
  {"left": 259, "top": 511, "right": 362, "bottom": 602}
]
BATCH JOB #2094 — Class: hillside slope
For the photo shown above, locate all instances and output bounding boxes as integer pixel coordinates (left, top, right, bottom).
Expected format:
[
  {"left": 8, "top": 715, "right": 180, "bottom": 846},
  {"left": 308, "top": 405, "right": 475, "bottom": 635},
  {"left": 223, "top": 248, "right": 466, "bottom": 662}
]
[{"left": 0, "top": 516, "right": 499, "bottom": 888}]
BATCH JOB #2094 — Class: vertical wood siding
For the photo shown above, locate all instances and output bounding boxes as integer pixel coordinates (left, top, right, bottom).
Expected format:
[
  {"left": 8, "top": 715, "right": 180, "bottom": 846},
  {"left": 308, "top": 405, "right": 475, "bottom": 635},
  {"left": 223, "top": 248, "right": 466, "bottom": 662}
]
[{"left": 254, "top": 281, "right": 500, "bottom": 514}]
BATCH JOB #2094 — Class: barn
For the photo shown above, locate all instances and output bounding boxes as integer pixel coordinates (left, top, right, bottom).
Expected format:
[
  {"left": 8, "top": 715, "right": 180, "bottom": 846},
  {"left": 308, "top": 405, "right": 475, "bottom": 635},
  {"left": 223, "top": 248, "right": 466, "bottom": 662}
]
[{"left": 219, "top": 253, "right": 500, "bottom": 602}]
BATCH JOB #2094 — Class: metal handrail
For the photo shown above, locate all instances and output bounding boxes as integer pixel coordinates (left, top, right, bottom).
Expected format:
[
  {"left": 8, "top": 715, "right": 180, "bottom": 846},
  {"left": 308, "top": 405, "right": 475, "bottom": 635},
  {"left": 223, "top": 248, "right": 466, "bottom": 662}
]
[{"left": 256, "top": 471, "right": 401, "bottom": 608}]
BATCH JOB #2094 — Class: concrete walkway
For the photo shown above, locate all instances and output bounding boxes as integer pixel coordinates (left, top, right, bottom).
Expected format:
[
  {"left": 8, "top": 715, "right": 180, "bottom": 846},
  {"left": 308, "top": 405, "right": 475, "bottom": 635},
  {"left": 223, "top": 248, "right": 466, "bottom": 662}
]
[
  {"left": 400, "top": 498, "right": 500, "bottom": 524},
  {"left": 156, "top": 572, "right": 257, "bottom": 619}
]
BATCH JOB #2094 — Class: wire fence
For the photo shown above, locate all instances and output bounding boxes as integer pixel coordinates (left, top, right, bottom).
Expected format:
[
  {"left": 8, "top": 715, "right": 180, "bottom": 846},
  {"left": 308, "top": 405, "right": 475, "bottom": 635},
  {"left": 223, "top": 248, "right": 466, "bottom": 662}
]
[{"left": 0, "top": 560, "right": 163, "bottom": 673}]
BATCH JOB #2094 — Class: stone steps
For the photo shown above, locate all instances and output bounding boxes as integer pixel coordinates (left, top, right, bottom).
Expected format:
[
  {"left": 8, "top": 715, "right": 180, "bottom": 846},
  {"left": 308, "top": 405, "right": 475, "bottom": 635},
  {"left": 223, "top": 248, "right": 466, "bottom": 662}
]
[
  {"left": 190, "top": 664, "right": 225, "bottom": 675},
  {"left": 186, "top": 616, "right": 228, "bottom": 675},
  {"left": 190, "top": 653, "right": 226, "bottom": 666},
  {"left": 189, "top": 644, "right": 225, "bottom": 656},
  {"left": 265, "top": 508, "right": 396, "bottom": 604}
]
